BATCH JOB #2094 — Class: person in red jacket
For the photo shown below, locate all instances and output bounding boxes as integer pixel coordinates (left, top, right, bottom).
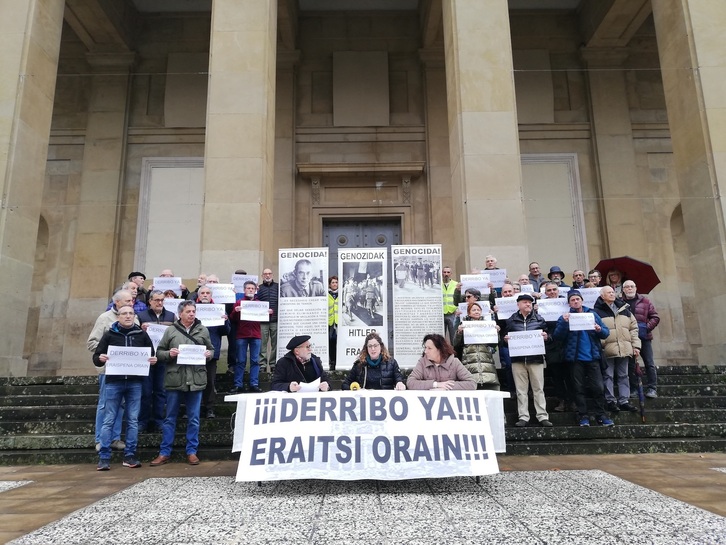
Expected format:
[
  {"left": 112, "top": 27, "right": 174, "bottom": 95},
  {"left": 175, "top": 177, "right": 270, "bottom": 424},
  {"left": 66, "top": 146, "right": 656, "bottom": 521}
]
[
  {"left": 229, "top": 281, "right": 263, "bottom": 393},
  {"left": 622, "top": 280, "right": 660, "bottom": 398}
]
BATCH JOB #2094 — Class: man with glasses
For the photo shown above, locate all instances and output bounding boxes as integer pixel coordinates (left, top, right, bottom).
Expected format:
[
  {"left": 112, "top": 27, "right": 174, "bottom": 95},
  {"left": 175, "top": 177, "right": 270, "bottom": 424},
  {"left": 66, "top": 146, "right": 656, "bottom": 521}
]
[
  {"left": 137, "top": 290, "right": 176, "bottom": 432},
  {"left": 257, "top": 268, "right": 279, "bottom": 373},
  {"left": 93, "top": 306, "right": 156, "bottom": 470},
  {"left": 271, "top": 335, "right": 330, "bottom": 392},
  {"left": 528, "top": 262, "right": 545, "bottom": 291},
  {"left": 622, "top": 280, "right": 660, "bottom": 398},
  {"left": 587, "top": 269, "right": 602, "bottom": 287}
]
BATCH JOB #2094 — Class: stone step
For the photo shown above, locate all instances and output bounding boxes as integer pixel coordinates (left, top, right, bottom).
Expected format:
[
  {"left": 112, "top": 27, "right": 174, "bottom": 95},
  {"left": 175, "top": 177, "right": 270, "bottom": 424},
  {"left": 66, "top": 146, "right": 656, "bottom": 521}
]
[
  {"left": 0, "top": 431, "right": 234, "bottom": 450},
  {"left": 505, "top": 422, "right": 726, "bottom": 441},
  {"left": 0, "top": 447, "right": 240, "bottom": 466},
  {"left": 505, "top": 437, "right": 726, "bottom": 456},
  {"left": 503, "top": 395, "right": 726, "bottom": 412}
]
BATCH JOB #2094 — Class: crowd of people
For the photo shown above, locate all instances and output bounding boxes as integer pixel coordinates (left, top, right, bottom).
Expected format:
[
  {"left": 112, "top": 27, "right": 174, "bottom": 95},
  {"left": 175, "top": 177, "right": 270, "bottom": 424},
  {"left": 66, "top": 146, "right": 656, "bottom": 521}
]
[
  {"left": 446, "top": 259, "right": 660, "bottom": 428},
  {"left": 87, "top": 257, "right": 659, "bottom": 470}
]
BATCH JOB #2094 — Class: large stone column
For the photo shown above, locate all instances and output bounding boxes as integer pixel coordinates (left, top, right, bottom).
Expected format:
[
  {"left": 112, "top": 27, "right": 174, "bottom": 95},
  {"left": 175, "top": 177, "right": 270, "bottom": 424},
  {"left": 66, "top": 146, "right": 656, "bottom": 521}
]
[
  {"left": 582, "top": 48, "right": 647, "bottom": 256},
  {"left": 202, "top": 0, "right": 278, "bottom": 275},
  {"left": 440, "top": 0, "right": 528, "bottom": 274},
  {"left": 652, "top": 0, "right": 726, "bottom": 363},
  {"left": 60, "top": 53, "right": 135, "bottom": 375},
  {"left": 420, "top": 49, "right": 454, "bottom": 264},
  {"left": 0, "top": 0, "right": 64, "bottom": 376}
]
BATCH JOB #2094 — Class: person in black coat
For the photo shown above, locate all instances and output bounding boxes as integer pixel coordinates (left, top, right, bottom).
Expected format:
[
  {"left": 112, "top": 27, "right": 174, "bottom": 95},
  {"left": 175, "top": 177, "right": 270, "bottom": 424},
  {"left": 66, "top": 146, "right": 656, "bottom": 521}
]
[
  {"left": 342, "top": 332, "right": 406, "bottom": 390},
  {"left": 271, "top": 335, "right": 330, "bottom": 392}
]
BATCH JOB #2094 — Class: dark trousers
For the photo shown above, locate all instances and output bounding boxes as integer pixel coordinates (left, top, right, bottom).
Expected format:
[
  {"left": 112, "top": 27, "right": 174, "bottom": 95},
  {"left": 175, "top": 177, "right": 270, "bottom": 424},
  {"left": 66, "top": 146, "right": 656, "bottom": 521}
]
[
  {"left": 570, "top": 360, "right": 606, "bottom": 418},
  {"left": 203, "top": 358, "right": 217, "bottom": 411},
  {"left": 548, "top": 357, "right": 572, "bottom": 403}
]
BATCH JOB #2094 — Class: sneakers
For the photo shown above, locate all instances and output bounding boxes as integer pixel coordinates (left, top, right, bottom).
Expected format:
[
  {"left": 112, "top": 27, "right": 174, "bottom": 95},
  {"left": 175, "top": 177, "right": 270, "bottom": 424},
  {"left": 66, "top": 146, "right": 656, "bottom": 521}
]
[
  {"left": 597, "top": 416, "right": 615, "bottom": 427},
  {"left": 618, "top": 403, "right": 639, "bottom": 412},
  {"left": 605, "top": 401, "right": 620, "bottom": 413},
  {"left": 110, "top": 440, "right": 126, "bottom": 451},
  {"left": 123, "top": 457, "right": 142, "bottom": 468},
  {"left": 514, "top": 419, "right": 528, "bottom": 427},
  {"left": 97, "top": 460, "right": 110, "bottom": 471},
  {"left": 579, "top": 416, "right": 590, "bottom": 427},
  {"left": 539, "top": 419, "right": 553, "bottom": 427},
  {"left": 645, "top": 389, "right": 658, "bottom": 399}
]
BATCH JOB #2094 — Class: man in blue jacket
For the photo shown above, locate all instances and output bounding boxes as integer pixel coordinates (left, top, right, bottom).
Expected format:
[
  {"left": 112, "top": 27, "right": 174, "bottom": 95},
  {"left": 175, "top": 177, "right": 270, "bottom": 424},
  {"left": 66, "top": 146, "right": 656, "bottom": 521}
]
[{"left": 554, "top": 290, "right": 612, "bottom": 427}]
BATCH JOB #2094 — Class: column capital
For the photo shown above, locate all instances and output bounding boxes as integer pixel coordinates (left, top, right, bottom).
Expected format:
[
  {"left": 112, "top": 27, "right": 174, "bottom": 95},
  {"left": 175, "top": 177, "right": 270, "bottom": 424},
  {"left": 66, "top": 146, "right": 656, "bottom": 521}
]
[{"left": 580, "top": 46, "right": 629, "bottom": 67}]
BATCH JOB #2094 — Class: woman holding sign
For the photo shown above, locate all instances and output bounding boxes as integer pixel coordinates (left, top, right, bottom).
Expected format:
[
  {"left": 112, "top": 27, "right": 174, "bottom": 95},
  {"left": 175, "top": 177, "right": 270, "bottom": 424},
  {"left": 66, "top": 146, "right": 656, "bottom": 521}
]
[
  {"left": 453, "top": 302, "right": 500, "bottom": 391},
  {"left": 342, "top": 333, "right": 406, "bottom": 390}
]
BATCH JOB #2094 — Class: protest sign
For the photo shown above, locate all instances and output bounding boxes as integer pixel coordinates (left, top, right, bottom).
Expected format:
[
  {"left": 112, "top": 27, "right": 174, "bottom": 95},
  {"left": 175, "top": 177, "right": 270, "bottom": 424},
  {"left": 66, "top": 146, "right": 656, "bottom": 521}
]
[
  {"left": 461, "top": 321, "right": 499, "bottom": 344},
  {"left": 177, "top": 344, "right": 206, "bottom": 365},
  {"left": 209, "top": 283, "right": 236, "bottom": 304},
  {"left": 195, "top": 303, "right": 226, "bottom": 327},
  {"left": 569, "top": 312, "right": 596, "bottom": 331},
  {"left": 232, "top": 274, "right": 259, "bottom": 293},
  {"left": 536, "top": 298, "right": 569, "bottom": 322},
  {"left": 106, "top": 346, "right": 151, "bottom": 376},
  {"left": 153, "top": 277, "right": 182, "bottom": 296},
  {"left": 494, "top": 296, "right": 518, "bottom": 320},
  {"left": 162, "top": 298, "right": 183, "bottom": 317},
  {"left": 238, "top": 300, "right": 270, "bottom": 322},
  {"left": 145, "top": 324, "right": 168, "bottom": 351},
  {"left": 487, "top": 269, "right": 507, "bottom": 289},
  {"left": 507, "top": 330, "right": 546, "bottom": 357},
  {"left": 460, "top": 274, "right": 489, "bottom": 294}
]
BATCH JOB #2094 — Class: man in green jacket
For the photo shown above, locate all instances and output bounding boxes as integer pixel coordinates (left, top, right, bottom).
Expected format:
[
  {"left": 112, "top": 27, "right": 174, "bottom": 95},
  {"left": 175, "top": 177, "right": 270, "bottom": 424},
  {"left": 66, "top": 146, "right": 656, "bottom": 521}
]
[{"left": 150, "top": 300, "right": 213, "bottom": 466}]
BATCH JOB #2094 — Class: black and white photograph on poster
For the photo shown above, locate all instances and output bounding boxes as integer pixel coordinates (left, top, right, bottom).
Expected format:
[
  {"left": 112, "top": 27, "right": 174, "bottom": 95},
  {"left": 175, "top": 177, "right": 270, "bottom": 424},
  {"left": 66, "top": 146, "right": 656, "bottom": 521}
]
[
  {"left": 337, "top": 250, "right": 388, "bottom": 370},
  {"left": 340, "top": 263, "right": 384, "bottom": 327},
  {"left": 276, "top": 248, "right": 329, "bottom": 364},
  {"left": 279, "top": 256, "right": 326, "bottom": 297},
  {"left": 392, "top": 255, "right": 441, "bottom": 294},
  {"left": 391, "top": 244, "right": 444, "bottom": 368}
]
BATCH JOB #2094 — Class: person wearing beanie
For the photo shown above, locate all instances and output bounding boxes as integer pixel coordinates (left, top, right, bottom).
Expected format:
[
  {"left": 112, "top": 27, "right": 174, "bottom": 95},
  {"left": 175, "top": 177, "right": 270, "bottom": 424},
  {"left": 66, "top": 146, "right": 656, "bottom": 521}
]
[{"left": 554, "top": 290, "right": 613, "bottom": 427}]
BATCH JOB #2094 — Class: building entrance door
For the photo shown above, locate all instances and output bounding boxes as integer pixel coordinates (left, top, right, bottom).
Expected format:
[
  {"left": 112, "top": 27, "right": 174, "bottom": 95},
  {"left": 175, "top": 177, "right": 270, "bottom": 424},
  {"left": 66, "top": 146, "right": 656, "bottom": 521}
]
[{"left": 323, "top": 219, "right": 402, "bottom": 348}]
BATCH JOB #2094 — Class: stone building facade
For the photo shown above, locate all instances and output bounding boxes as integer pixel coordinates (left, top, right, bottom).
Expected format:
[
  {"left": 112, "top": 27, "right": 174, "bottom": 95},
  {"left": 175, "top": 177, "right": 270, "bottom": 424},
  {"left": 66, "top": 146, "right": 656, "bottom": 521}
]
[{"left": 1, "top": 0, "right": 724, "bottom": 376}]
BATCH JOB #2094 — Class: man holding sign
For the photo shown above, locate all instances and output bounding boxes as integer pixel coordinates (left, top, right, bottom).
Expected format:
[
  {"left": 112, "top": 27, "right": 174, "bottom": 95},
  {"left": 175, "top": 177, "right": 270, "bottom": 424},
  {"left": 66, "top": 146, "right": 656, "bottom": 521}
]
[
  {"left": 504, "top": 294, "right": 551, "bottom": 428},
  {"left": 151, "top": 300, "right": 213, "bottom": 467},
  {"left": 554, "top": 290, "right": 612, "bottom": 427},
  {"left": 93, "top": 306, "right": 156, "bottom": 471}
]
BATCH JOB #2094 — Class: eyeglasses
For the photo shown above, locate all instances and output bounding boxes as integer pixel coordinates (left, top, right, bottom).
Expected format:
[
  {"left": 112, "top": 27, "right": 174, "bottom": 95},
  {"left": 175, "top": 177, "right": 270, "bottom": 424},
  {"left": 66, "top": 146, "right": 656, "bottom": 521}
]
[
  {"left": 465, "top": 294, "right": 475, "bottom": 299},
  {"left": 367, "top": 343, "right": 380, "bottom": 349}
]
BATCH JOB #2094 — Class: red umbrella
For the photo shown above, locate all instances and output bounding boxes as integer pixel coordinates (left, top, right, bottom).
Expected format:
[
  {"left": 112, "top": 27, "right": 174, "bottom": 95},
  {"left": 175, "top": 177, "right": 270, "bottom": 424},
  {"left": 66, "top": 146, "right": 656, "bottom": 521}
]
[{"left": 593, "top": 256, "right": 661, "bottom": 294}]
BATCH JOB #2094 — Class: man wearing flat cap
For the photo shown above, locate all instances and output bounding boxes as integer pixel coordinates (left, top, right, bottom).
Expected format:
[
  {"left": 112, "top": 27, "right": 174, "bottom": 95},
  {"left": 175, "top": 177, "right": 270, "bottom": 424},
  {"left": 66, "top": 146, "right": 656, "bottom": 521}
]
[
  {"left": 128, "top": 271, "right": 149, "bottom": 305},
  {"left": 504, "top": 293, "right": 551, "bottom": 427},
  {"left": 271, "top": 335, "right": 331, "bottom": 392}
]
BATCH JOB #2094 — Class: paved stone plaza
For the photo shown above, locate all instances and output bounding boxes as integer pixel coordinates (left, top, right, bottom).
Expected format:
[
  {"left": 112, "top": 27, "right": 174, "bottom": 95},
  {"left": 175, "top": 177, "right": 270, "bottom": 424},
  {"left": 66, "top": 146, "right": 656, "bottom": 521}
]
[{"left": 2, "top": 455, "right": 726, "bottom": 544}]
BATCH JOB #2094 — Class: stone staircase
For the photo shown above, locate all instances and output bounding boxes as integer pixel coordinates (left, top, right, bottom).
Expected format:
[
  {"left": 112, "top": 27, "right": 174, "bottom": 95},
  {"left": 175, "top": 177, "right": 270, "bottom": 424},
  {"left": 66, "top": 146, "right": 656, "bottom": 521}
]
[{"left": 0, "top": 365, "right": 724, "bottom": 465}]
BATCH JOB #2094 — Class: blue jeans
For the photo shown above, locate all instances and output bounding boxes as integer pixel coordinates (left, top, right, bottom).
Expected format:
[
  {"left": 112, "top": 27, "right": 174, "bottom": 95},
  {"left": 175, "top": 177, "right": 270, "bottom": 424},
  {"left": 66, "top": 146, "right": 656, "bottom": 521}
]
[
  {"left": 138, "top": 363, "right": 166, "bottom": 430},
  {"left": 444, "top": 313, "right": 457, "bottom": 344},
  {"left": 235, "top": 338, "right": 261, "bottom": 387},
  {"left": 99, "top": 380, "right": 141, "bottom": 460},
  {"left": 95, "top": 374, "right": 124, "bottom": 444},
  {"left": 160, "top": 389, "right": 202, "bottom": 456}
]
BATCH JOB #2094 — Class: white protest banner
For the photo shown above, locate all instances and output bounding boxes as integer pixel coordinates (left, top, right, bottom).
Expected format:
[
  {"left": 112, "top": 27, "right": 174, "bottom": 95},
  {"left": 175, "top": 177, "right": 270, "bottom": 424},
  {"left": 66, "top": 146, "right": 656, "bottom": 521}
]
[
  {"left": 558, "top": 287, "right": 570, "bottom": 298},
  {"left": 460, "top": 274, "right": 489, "bottom": 294},
  {"left": 195, "top": 303, "right": 226, "bottom": 327},
  {"left": 459, "top": 301, "right": 492, "bottom": 321},
  {"left": 232, "top": 390, "right": 499, "bottom": 482},
  {"left": 337, "top": 249, "right": 388, "bottom": 370},
  {"left": 536, "top": 298, "right": 570, "bottom": 322},
  {"left": 153, "top": 277, "right": 182, "bottom": 296},
  {"left": 487, "top": 269, "right": 507, "bottom": 289},
  {"left": 579, "top": 288, "right": 601, "bottom": 308},
  {"left": 494, "top": 296, "right": 518, "bottom": 320},
  {"left": 569, "top": 312, "right": 596, "bottom": 331},
  {"left": 232, "top": 274, "right": 259, "bottom": 293},
  {"left": 238, "top": 300, "right": 270, "bottom": 322},
  {"left": 145, "top": 324, "right": 168, "bottom": 351},
  {"left": 277, "top": 248, "right": 329, "bottom": 364},
  {"left": 462, "top": 321, "right": 499, "bottom": 345},
  {"left": 209, "top": 283, "right": 236, "bottom": 304},
  {"left": 507, "top": 330, "right": 546, "bottom": 357},
  {"left": 106, "top": 346, "right": 151, "bottom": 376},
  {"left": 177, "top": 344, "right": 206, "bottom": 365},
  {"left": 162, "top": 298, "right": 183, "bottom": 317},
  {"left": 391, "top": 245, "right": 443, "bottom": 368},
  {"left": 520, "top": 284, "right": 534, "bottom": 293}
]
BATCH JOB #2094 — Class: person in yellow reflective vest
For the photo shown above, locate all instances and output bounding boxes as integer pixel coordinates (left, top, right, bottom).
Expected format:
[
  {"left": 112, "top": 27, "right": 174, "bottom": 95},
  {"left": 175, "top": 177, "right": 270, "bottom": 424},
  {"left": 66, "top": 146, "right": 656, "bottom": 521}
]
[
  {"left": 442, "top": 266, "right": 459, "bottom": 342},
  {"left": 328, "top": 276, "right": 339, "bottom": 371}
]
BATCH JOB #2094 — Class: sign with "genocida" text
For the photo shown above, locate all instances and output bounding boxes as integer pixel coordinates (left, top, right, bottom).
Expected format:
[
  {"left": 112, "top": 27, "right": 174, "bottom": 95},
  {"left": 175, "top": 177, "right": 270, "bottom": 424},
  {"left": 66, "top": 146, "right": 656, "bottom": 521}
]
[{"left": 232, "top": 390, "right": 499, "bottom": 481}]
